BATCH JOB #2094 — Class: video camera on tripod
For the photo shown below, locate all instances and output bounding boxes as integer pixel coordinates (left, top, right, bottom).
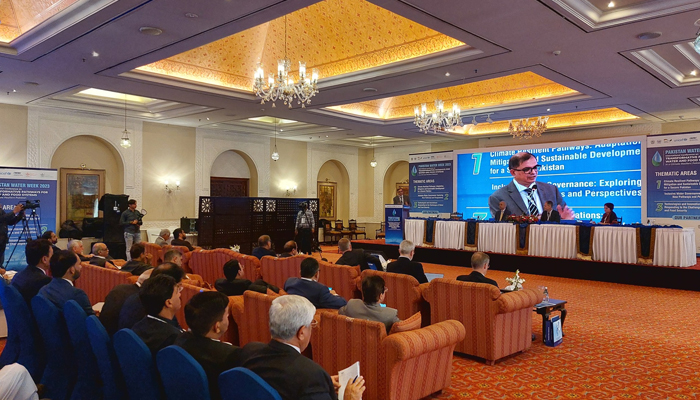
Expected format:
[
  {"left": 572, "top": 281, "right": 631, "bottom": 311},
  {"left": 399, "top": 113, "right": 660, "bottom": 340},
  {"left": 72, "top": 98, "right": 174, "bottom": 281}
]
[
  {"left": 23, "top": 199, "right": 40, "bottom": 210},
  {"left": 4, "top": 199, "right": 42, "bottom": 268}
]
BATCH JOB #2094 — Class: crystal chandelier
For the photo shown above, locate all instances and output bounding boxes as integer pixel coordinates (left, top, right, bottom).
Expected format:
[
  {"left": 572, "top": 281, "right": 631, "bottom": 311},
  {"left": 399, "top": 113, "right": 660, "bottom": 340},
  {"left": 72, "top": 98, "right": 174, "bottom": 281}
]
[
  {"left": 253, "top": 16, "right": 319, "bottom": 108},
  {"left": 120, "top": 94, "right": 131, "bottom": 148},
  {"left": 508, "top": 116, "right": 549, "bottom": 139},
  {"left": 413, "top": 99, "right": 462, "bottom": 134}
]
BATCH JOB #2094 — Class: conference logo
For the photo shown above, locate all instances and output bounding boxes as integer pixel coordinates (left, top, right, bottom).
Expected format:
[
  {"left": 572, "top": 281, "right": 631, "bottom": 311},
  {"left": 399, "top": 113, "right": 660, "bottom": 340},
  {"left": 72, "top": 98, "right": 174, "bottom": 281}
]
[
  {"left": 411, "top": 166, "right": 417, "bottom": 176},
  {"left": 392, "top": 210, "right": 396, "bottom": 216},
  {"left": 651, "top": 151, "right": 662, "bottom": 167}
]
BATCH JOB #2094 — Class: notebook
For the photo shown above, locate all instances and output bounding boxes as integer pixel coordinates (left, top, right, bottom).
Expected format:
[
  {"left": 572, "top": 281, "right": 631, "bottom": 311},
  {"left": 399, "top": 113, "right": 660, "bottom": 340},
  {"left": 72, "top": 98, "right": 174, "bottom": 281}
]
[{"left": 424, "top": 273, "right": 444, "bottom": 282}]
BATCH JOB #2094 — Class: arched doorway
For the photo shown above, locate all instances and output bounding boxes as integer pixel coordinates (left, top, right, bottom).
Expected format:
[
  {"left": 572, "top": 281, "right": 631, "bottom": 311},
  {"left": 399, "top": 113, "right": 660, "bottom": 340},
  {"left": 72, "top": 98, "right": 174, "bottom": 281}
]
[
  {"left": 317, "top": 160, "right": 350, "bottom": 223},
  {"left": 210, "top": 150, "right": 258, "bottom": 197},
  {"left": 383, "top": 161, "right": 409, "bottom": 205}
]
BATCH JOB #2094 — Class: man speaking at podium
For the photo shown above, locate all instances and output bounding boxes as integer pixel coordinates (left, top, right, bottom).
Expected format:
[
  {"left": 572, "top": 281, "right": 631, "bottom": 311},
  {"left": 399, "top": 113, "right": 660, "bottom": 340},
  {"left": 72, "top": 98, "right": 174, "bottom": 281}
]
[
  {"left": 393, "top": 188, "right": 410, "bottom": 206},
  {"left": 489, "top": 152, "right": 573, "bottom": 219}
]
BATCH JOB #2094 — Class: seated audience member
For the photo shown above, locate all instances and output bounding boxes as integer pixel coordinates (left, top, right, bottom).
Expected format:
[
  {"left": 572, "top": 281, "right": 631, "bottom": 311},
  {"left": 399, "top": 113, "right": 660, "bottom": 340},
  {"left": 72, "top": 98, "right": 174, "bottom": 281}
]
[
  {"left": 540, "top": 200, "right": 561, "bottom": 223},
  {"left": 600, "top": 202, "right": 618, "bottom": 224},
  {"left": 0, "top": 363, "right": 40, "bottom": 400},
  {"left": 456, "top": 252, "right": 498, "bottom": 288},
  {"left": 155, "top": 228, "right": 171, "bottom": 247},
  {"left": 495, "top": 201, "right": 511, "bottom": 222},
  {"left": 68, "top": 239, "right": 92, "bottom": 261},
  {"left": 38, "top": 250, "right": 93, "bottom": 315},
  {"left": 339, "top": 275, "right": 399, "bottom": 333},
  {"left": 90, "top": 242, "right": 118, "bottom": 269},
  {"left": 163, "top": 248, "right": 183, "bottom": 267},
  {"left": 279, "top": 241, "right": 298, "bottom": 258},
  {"left": 118, "top": 262, "right": 185, "bottom": 330},
  {"left": 214, "top": 259, "right": 279, "bottom": 296},
  {"left": 12, "top": 239, "right": 52, "bottom": 304},
  {"left": 120, "top": 243, "right": 152, "bottom": 276},
  {"left": 131, "top": 274, "right": 184, "bottom": 356},
  {"left": 239, "top": 295, "right": 365, "bottom": 400},
  {"left": 252, "top": 235, "right": 277, "bottom": 259},
  {"left": 40, "top": 230, "right": 61, "bottom": 254},
  {"left": 176, "top": 291, "right": 241, "bottom": 400},
  {"left": 335, "top": 238, "right": 381, "bottom": 271},
  {"left": 100, "top": 269, "right": 153, "bottom": 336},
  {"left": 171, "top": 228, "right": 194, "bottom": 252},
  {"left": 284, "top": 258, "right": 347, "bottom": 309},
  {"left": 386, "top": 240, "right": 428, "bottom": 284}
]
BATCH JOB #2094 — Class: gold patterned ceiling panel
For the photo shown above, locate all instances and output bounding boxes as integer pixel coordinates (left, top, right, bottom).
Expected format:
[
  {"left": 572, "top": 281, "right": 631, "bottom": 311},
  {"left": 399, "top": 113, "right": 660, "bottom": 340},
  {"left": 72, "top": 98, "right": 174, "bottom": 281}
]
[
  {"left": 135, "top": 0, "right": 467, "bottom": 91},
  {"left": 326, "top": 72, "right": 581, "bottom": 119},
  {"left": 0, "top": 0, "right": 80, "bottom": 43}
]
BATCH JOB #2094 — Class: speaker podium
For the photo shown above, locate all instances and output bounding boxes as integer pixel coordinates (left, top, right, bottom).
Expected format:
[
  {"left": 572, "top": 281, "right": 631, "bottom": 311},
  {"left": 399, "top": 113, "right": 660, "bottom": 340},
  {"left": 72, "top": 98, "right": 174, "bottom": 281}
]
[{"left": 384, "top": 205, "right": 409, "bottom": 245}]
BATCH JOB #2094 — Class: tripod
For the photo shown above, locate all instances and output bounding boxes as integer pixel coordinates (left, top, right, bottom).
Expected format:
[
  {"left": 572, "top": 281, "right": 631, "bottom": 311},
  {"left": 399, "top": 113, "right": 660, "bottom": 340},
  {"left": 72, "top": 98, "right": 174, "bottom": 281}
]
[{"left": 5, "top": 208, "right": 42, "bottom": 269}]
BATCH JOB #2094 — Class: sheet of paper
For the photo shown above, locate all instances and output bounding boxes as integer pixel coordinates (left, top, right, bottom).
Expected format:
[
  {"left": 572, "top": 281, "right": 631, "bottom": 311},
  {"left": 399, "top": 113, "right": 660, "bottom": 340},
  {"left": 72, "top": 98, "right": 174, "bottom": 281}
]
[
  {"left": 338, "top": 361, "right": 360, "bottom": 400},
  {"left": 378, "top": 255, "right": 388, "bottom": 269}
]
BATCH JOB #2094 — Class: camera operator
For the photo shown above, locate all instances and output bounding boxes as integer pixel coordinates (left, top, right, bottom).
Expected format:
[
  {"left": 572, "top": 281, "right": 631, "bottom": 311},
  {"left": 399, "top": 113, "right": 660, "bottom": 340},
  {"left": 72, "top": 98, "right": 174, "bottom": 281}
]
[
  {"left": 119, "top": 199, "right": 142, "bottom": 261},
  {"left": 295, "top": 202, "right": 315, "bottom": 254},
  {"left": 0, "top": 202, "right": 24, "bottom": 267}
]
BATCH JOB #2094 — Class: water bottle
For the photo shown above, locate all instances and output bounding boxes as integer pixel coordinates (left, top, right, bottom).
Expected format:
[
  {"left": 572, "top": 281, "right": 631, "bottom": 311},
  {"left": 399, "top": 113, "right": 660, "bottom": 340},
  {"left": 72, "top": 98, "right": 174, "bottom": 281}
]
[{"left": 543, "top": 287, "right": 549, "bottom": 302}]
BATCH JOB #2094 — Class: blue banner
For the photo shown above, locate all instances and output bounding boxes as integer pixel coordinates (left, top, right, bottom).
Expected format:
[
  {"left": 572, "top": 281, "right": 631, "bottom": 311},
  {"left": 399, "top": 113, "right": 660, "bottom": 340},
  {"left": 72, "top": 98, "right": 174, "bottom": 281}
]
[
  {"left": 384, "top": 205, "right": 406, "bottom": 245},
  {"left": 408, "top": 152, "right": 454, "bottom": 214},
  {"left": 647, "top": 133, "right": 700, "bottom": 220},
  {"left": 0, "top": 167, "right": 58, "bottom": 271}
]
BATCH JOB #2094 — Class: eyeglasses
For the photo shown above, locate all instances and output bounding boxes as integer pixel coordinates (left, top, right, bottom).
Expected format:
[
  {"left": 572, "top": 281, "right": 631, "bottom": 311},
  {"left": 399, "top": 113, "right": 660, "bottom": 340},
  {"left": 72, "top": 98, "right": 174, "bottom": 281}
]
[
  {"left": 177, "top": 284, "right": 184, "bottom": 293},
  {"left": 512, "top": 164, "right": 541, "bottom": 173},
  {"left": 310, "top": 319, "right": 319, "bottom": 328}
]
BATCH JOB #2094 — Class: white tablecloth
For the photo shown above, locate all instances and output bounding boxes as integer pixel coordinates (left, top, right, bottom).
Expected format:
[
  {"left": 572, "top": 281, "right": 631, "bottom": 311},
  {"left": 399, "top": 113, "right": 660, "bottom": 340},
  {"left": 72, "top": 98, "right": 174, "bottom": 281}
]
[
  {"left": 434, "top": 220, "right": 466, "bottom": 250},
  {"left": 477, "top": 222, "right": 516, "bottom": 254},
  {"left": 405, "top": 219, "right": 425, "bottom": 246},
  {"left": 592, "top": 226, "right": 637, "bottom": 264},
  {"left": 528, "top": 224, "right": 577, "bottom": 259},
  {"left": 653, "top": 228, "right": 696, "bottom": 268}
]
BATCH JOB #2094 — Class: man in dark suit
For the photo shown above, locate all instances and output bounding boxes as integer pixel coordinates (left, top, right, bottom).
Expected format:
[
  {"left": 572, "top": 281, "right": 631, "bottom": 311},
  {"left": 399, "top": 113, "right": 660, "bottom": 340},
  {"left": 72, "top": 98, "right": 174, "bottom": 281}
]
[
  {"left": 392, "top": 188, "right": 410, "bottom": 206},
  {"left": 0, "top": 202, "right": 24, "bottom": 267},
  {"left": 335, "top": 238, "right": 381, "bottom": 271},
  {"left": 456, "top": 252, "right": 498, "bottom": 287},
  {"left": 239, "top": 295, "right": 365, "bottom": 400},
  {"left": 252, "top": 235, "right": 277, "bottom": 259},
  {"left": 11, "top": 239, "right": 52, "bottom": 304},
  {"left": 38, "top": 250, "right": 94, "bottom": 315},
  {"left": 68, "top": 239, "right": 93, "bottom": 262},
  {"left": 284, "top": 258, "right": 347, "bottom": 309},
  {"left": 89, "top": 242, "right": 118, "bottom": 269},
  {"left": 494, "top": 201, "right": 512, "bottom": 222},
  {"left": 279, "top": 241, "right": 298, "bottom": 258},
  {"left": 386, "top": 240, "right": 428, "bottom": 284},
  {"left": 40, "top": 231, "right": 61, "bottom": 255},
  {"left": 100, "top": 268, "right": 152, "bottom": 336},
  {"left": 176, "top": 291, "right": 241, "bottom": 400},
  {"left": 540, "top": 201, "right": 561, "bottom": 223},
  {"left": 488, "top": 152, "right": 573, "bottom": 219},
  {"left": 214, "top": 259, "right": 278, "bottom": 296},
  {"left": 171, "top": 228, "right": 195, "bottom": 252},
  {"left": 339, "top": 275, "right": 399, "bottom": 334},
  {"left": 131, "top": 274, "right": 183, "bottom": 356},
  {"left": 119, "top": 243, "right": 152, "bottom": 276}
]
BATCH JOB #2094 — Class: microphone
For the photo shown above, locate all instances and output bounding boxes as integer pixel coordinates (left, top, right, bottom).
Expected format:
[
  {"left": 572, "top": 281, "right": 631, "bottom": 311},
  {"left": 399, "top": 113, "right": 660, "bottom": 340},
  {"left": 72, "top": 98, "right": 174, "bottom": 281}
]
[{"left": 532, "top": 184, "right": 538, "bottom": 191}]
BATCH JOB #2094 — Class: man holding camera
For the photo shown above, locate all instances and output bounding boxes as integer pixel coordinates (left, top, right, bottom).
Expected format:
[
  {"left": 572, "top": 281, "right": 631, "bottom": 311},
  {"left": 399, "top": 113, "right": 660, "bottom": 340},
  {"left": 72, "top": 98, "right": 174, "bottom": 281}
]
[
  {"left": 119, "top": 199, "right": 142, "bottom": 261},
  {"left": 0, "top": 203, "right": 24, "bottom": 267},
  {"left": 295, "top": 202, "right": 315, "bottom": 255}
]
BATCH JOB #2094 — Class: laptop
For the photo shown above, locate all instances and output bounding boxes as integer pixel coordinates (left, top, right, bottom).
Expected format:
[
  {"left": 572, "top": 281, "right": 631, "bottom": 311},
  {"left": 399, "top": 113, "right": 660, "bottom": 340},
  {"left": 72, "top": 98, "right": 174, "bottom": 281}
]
[{"left": 424, "top": 273, "right": 444, "bottom": 282}]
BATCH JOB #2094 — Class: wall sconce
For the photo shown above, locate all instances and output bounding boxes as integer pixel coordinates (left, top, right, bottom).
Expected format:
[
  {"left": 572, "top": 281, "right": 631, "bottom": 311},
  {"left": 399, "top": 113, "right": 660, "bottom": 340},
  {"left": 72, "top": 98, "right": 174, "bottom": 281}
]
[
  {"left": 165, "top": 179, "right": 180, "bottom": 194},
  {"left": 286, "top": 185, "right": 297, "bottom": 197}
]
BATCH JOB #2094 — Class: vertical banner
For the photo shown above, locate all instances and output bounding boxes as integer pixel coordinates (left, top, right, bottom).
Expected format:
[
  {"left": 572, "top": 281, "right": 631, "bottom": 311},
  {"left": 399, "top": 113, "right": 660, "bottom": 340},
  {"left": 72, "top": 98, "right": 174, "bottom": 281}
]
[
  {"left": 408, "top": 152, "right": 454, "bottom": 214},
  {"left": 384, "top": 205, "right": 406, "bottom": 245},
  {"left": 647, "top": 133, "right": 700, "bottom": 221},
  {"left": 0, "top": 167, "right": 58, "bottom": 271}
]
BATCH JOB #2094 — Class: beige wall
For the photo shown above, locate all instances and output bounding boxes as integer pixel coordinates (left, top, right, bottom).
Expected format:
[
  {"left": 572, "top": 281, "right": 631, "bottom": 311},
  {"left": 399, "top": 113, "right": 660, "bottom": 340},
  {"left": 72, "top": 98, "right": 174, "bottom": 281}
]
[
  {"left": 357, "top": 148, "right": 374, "bottom": 217},
  {"left": 269, "top": 138, "right": 307, "bottom": 198},
  {"left": 383, "top": 161, "right": 408, "bottom": 205},
  {"left": 317, "top": 160, "right": 349, "bottom": 222},
  {"left": 0, "top": 104, "right": 28, "bottom": 167},
  {"left": 661, "top": 120, "right": 700, "bottom": 135},
  {"left": 210, "top": 150, "right": 258, "bottom": 195},
  {"left": 142, "top": 122, "right": 196, "bottom": 220}
]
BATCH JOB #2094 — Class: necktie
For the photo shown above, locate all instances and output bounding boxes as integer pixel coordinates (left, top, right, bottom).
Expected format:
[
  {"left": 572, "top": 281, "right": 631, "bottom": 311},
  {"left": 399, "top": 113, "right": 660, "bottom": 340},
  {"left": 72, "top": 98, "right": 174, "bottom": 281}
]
[
  {"left": 524, "top": 188, "right": 539, "bottom": 216},
  {"left": 400, "top": 196, "right": 403, "bottom": 204}
]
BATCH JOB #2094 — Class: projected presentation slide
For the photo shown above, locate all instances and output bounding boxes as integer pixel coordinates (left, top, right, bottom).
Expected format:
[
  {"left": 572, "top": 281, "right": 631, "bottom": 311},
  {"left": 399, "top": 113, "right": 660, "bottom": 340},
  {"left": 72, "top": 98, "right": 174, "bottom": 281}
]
[{"left": 455, "top": 138, "right": 644, "bottom": 222}]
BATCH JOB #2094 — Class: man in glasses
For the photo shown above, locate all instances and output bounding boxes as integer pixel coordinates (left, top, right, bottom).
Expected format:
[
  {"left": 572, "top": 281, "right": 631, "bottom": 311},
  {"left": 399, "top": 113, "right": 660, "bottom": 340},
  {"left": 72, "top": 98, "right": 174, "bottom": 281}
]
[{"left": 489, "top": 152, "right": 573, "bottom": 219}]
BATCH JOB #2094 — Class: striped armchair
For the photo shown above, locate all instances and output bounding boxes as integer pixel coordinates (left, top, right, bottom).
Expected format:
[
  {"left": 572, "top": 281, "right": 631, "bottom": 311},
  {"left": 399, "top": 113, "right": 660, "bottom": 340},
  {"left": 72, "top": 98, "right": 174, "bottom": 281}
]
[
  {"left": 318, "top": 259, "right": 361, "bottom": 301},
  {"left": 311, "top": 312, "right": 465, "bottom": 400},
  {"left": 142, "top": 242, "right": 162, "bottom": 267},
  {"left": 259, "top": 255, "right": 305, "bottom": 288},
  {"left": 188, "top": 248, "right": 261, "bottom": 286},
  {"left": 175, "top": 282, "right": 241, "bottom": 345},
  {"left": 360, "top": 270, "right": 431, "bottom": 326},
  {"left": 424, "top": 279, "right": 542, "bottom": 364},
  {"left": 75, "top": 262, "right": 133, "bottom": 303}
]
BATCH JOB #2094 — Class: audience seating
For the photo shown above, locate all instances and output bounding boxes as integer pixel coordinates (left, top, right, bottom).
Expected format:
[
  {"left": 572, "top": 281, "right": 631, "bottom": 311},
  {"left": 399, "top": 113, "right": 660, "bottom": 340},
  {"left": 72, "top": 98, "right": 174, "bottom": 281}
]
[
  {"left": 0, "top": 280, "right": 44, "bottom": 381},
  {"left": 177, "top": 283, "right": 240, "bottom": 345},
  {"left": 114, "top": 328, "right": 161, "bottom": 400},
  {"left": 259, "top": 255, "right": 304, "bottom": 289},
  {"left": 219, "top": 367, "right": 282, "bottom": 400},
  {"left": 75, "top": 261, "right": 133, "bottom": 303},
  {"left": 376, "top": 222, "right": 385, "bottom": 239},
  {"left": 360, "top": 270, "right": 431, "bottom": 326},
  {"left": 338, "top": 220, "right": 353, "bottom": 240},
  {"left": 142, "top": 242, "right": 162, "bottom": 267},
  {"left": 348, "top": 219, "right": 366, "bottom": 239},
  {"left": 157, "top": 346, "right": 210, "bottom": 400},
  {"left": 189, "top": 248, "right": 261, "bottom": 286},
  {"left": 86, "top": 315, "right": 127, "bottom": 400},
  {"left": 32, "top": 295, "right": 76, "bottom": 400},
  {"left": 322, "top": 221, "right": 339, "bottom": 244},
  {"left": 0, "top": 280, "right": 18, "bottom": 367},
  {"left": 424, "top": 279, "right": 542, "bottom": 364},
  {"left": 318, "top": 259, "right": 361, "bottom": 300},
  {"left": 63, "top": 300, "right": 101, "bottom": 400},
  {"left": 311, "top": 312, "right": 466, "bottom": 400}
]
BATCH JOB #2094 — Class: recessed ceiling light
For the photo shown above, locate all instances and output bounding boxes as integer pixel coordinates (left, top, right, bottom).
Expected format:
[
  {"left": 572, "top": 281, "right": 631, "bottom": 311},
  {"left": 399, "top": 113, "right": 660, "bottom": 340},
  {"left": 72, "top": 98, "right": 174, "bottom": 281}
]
[
  {"left": 12, "top": 89, "right": 16, "bottom": 93},
  {"left": 445, "top": 72, "right": 451, "bottom": 77},
  {"left": 363, "top": 88, "right": 377, "bottom": 92},
  {"left": 206, "top": 117, "right": 210, "bottom": 120},
  {"left": 92, "top": 51, "right": 99, "bottom": 57},
  {"left": 280, "top": 129, "right": 283, "bottom": 132},
  {"left": 547, "top": 108, "right": 550, "bottom": 111},
  {"left": 608, "top": 1, "right": 614, "bottom": 8},
  {"left": 139, "top": 26, "right": 163, "bottom": 36},
  {"left": 691, "top": 70, "right": 697, "bottom": 76},
  {"left": 184, "top": 12, "right": 198, "bottom": 18},
  {"left": 637, "top": 32, "right": 662, "bottom": 40},
  {"left": 325, "top": 135, "right": 329, "bottom": 138}
]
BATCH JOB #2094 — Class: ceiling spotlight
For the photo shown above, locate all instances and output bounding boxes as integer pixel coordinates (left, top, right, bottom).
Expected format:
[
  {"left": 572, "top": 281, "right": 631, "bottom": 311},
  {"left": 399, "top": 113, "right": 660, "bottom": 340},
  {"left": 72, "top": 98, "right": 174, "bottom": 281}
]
[
  {"left": 547, "top": 108, "right": 551, "bottom": 111},
  {"left": 139, "top": 26, "right": 163, "bottom": 36},
  {"left": 486, "top": 114, "right": 493, "bottom": 124},
  {"left": 692, "top": 71, "right": 697, "bottom": 76},
  {"left": 608, "top": 1, "right": 614, "bottom": 7},
  {"left": 206, "top": 117, "right": 210, "bottom": 120},
  {"left": 471, "top": 116, "right": 477, "bottom": 126},
  {"left": 92, "top": 51, "right": 99, "bottom": 57},
  {"left": 445, "top": 72, "right": 451, "bottom": 77},
  {"left": 12, "top": 89, "right": 16, "bottom": 93}
]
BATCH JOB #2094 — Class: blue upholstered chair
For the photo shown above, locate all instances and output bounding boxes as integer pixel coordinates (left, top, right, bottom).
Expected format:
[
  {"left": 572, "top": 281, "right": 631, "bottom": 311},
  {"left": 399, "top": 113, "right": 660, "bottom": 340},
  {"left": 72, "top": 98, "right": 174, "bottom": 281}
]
[
  {"left": 0, "top": 279, "right": 44, "bottom": 381},
  {"left": 31, "top": 295, "right": 76, "bottom": 400},
  {"left": 113, "top": 328, "right": 161, "bottom": 400},
  {"left": 63, "top": 300, "right": 101, "bottom": 400},
  {"left": 86, "top": 315, "right": 127, "bottom": 400},
  {"left": 0, "top": 280, "right": 19, "bottom": 367},
  {"left": 219, "top": 367, "right": 282, "bottom": 400},
  {"left": 157, "top": 345, "right": 210, "bottom": 400}
]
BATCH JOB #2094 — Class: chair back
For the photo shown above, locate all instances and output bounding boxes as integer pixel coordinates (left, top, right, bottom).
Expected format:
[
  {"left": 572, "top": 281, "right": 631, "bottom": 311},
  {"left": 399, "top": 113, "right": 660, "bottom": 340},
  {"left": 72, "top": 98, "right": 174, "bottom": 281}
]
[
  {"left": 113, "top": 328, "right": 161, "bottom": 400},
  {"left": 219, "top": 367, "right": 282, "bottom": 400},
  {"left": 259, "top": 255, "right": 304, "bottom": 288},
  {"left": 360, "top": 270, "right": 425, "bottom": 320},
  {"left": 189, "top": 248, "right": 261, "bottom": 286},
  {"left": 175, "top": 283, "right": 207, "bottom": 329},
  {"left": 85, "top": 316, "right": 127, "bottom": 400},
  {"left": 142, "top": 242, "right": 162, "bottom": 266},
  {"left": 75, "top": 262, "right": 132, "bottom": 303},
  {"left": 237, "top": 291, "right": 278, "bottom": 345},
  {"left": 349, "top": 220, "right": 358, "bottom": 230},
  {"left": 31, "top": 295, "right": 75, "bottom": 400},
  {"left": 317, "top": 259, "right": 361, "bottom": 300},
  {"left": 0, "top": 280, "right": 44, "bottom": 380},
  {"left": 324, "top": 221, "right": 332, "bottom": 231},
  {"left": 63, "top": 300, "right": 101, "bottom": 400},
  {"left": 334, "top": 220, "right": 344, "bottom": 230},
  {"left": 157, "top": 346, "right": 210, "bottom": 400}
]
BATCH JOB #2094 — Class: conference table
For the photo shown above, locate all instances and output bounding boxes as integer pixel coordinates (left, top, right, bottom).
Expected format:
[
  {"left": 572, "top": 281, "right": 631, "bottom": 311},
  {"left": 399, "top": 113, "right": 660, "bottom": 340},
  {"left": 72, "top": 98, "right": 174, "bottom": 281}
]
[{"left": 404, "top": 219, "right": 696, "bottom": 268}]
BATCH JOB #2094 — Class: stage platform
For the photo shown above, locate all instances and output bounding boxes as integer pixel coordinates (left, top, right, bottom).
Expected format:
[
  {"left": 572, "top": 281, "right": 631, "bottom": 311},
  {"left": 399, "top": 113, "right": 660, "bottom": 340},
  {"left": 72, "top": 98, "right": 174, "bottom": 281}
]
[{"left": 351, "top": 240, "right": 700, "bottom": 292}]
